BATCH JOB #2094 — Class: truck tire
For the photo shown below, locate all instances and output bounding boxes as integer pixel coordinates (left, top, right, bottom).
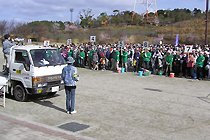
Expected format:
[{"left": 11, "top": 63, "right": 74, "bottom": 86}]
[{"left": 14, "top": 85, "right": 28, "bottom": 102}]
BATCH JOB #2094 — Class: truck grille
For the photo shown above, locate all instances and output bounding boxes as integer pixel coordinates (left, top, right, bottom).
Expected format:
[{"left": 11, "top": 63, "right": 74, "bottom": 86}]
[
  {"left": 47, "top": 81, "right": 61, "bottom": 86},
  {"left": 32, "top": 74, "right": 62, "bottom": 88}
]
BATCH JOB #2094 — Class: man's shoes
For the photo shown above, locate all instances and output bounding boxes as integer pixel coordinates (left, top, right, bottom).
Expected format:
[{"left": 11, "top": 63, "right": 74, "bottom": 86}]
[
  {"left": 66, "top": 111, "right": 70, "bottom": 114},
  {"left": 70, "top": 110, "right": 77, "bottom": 114}
]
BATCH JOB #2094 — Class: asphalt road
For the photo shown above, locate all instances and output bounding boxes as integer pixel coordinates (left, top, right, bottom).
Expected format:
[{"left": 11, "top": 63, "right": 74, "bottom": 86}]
[{"left": 0, "top": 48, "right": 210, "bottom": 140}]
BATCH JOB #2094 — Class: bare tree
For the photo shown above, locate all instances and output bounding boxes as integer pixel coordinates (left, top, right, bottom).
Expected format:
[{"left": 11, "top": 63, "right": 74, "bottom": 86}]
[
  {"left": 52, "top": 22, "right": 60, "bottom": 42},
  {"left": 0, "top": 20, "right": 7, "bottom": 36},
  {"left": 12, "top": 23, "right": 31, "bottom": 37},
  {"left": 33, "top": 24, "right": 48, "bottom": 41},
  {"left": 6, "top": 20, "right": 15, "bottom": 34}
]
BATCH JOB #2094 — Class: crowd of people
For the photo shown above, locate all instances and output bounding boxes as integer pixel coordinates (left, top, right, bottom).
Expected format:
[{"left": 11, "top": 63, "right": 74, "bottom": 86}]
[
  {"left": 1, "top": 33, "right": 210, "bottom": 80},
  {"left": 51, "top": 43, "right": 210, "bottom": 80}
]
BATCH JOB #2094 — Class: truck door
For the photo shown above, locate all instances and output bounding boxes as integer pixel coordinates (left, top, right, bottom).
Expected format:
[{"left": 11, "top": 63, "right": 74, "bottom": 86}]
[{"left": 10, "top": 50, "right": 32, "bottom": 88}]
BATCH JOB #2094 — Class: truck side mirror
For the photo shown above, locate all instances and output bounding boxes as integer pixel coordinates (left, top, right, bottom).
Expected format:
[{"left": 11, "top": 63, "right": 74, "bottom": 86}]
[
  {"left": 23, "top": 63, "right": 30, "bottom": 71},
  {"left": 23, "top": 58, "right": 30, "bottom": 71}
]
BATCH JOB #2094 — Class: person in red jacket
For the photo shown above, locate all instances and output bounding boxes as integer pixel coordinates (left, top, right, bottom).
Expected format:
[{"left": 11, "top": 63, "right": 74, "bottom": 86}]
[{"left": 186, "top": 53, "right": 195, "bottom": 79}]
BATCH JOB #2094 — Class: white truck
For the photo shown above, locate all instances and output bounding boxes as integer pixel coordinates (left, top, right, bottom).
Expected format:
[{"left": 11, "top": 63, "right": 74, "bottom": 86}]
[{"left": 2, "top": 45, "right": 67, "bottom": 101}]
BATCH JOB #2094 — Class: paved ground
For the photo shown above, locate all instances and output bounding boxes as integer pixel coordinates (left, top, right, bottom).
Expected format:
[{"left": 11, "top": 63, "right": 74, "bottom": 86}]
[{"left": 0, "top": 49, "right": 210, "bottom": 140}]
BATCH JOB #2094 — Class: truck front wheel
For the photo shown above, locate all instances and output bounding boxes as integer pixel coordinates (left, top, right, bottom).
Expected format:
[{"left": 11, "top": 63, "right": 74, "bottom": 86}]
[{"left": 14, "top": 85, "right": 28, "bottom": 102}]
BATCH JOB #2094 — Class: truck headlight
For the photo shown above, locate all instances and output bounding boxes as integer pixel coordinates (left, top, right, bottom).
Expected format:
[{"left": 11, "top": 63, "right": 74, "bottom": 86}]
[{"left": 37, "top": 83, "right": 47, "bottom": 88}]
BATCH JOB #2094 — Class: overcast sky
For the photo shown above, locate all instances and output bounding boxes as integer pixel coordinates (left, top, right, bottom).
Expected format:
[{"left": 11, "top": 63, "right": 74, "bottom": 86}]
[{"left": 0, "top": 0, "right": 206, "bottom": 23}]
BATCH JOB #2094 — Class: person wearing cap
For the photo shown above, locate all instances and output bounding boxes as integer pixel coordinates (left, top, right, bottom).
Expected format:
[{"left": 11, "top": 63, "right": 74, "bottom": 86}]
[
  {"left": 165, "top": 51, "right": 174, "bottom": 77},
  {"left": 62, "top": 46, "right": 68, "bottom": 61},
  {"left": 186, "top": 53, "right": 195, "bottom": 79},
  {"left": 152, "top": 49, "right": 164, "bottom": 75},
  {"left": 72, "top": 46, "right": 79, "bottom": 67},
  {"left": 2, "top": 34, "right": 15, "bottom": 73},
  {"left": 173, "top": 51, "right": 181, "bottom": 77},
  {"left": 59, "top": 44, "right": 65, "bottom": 54},
  {"left": 62, "top": 57, "right": 79, "bottom": 114},
  {"left": 92, "top": 51, "right": 99, "bottom": 70},
  {"left": 105, "top": 47, "right": 111, "bottom": 69},
  {"left": 79, "top": 48, "right": 85, "bottom": 68},
  {"left": 133, "top": 48, "right": 140, "bottom": 72},
  {"left": 142, "top": 48, "right": 151, "bottom": 70},
  {"left": 110, "top": 47, "right": 116, "bottom": 70},
  {"left": 196, "top": 52, "right": 205, "bottom": 80},
  {"left": 68, "top": 46, "right": 74, "bottom": 58},
  {"left": 203, "top": 51, "right": 210, "bottom": 78},
  {"left": 122, "top": 48, "right": 128, "bottom": 72},
  {"left": 127, "top": 46, "right": 134, "bottom": 70},
  {"left": 100, "top": 51, "right": 106, "bottom": 71},
  {"left": 88, "top": 47, "right": 95, "bottom": 69},
  {"left": 113, "top": 47, "right": 120, "bottom": 70}
]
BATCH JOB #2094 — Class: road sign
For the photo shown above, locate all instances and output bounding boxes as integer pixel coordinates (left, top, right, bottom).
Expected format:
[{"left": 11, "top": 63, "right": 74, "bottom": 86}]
[
  {"left": 28, "top": 39, "right": 32, "bottom": 44},
  {"left": 143, "top": 41, "right": 149, "bottom": 48},
  {"left": 90, "top": 36, "right": 96, "bottom": 42},
  {"left": 118, "top": 40, "right": 124, "bottom": 47},
  {"left": 44, "top": 40, "right": 50, "bottom": 47},
  {"left": 67, "top": 39, "right": 71, "bottom": 45},
  {"left": 184, "top": 45, "right": 193, "bottom": 53}
]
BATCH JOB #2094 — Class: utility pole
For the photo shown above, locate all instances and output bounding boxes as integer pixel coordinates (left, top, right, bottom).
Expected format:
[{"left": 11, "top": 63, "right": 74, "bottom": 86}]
[
  {"left": 205, "top": 0, "right": 209, "bottom": 45},
  {"left": 70, "top": 8, "right": 74, "bottom": 24}
]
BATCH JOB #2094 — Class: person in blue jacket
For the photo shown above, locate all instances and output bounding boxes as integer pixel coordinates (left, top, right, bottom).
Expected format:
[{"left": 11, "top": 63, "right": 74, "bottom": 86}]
[
  {"left": 62, "top": 57, "right": 79, "bottom": 114},
  {"left": 133, "top": 48, "right": 140, "bottom": 72}
]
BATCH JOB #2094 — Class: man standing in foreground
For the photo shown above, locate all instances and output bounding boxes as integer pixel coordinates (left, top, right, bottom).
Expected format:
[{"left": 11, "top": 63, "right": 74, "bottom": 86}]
[{"left": 62, "top": 57, "right": 79, "bottom": 114}]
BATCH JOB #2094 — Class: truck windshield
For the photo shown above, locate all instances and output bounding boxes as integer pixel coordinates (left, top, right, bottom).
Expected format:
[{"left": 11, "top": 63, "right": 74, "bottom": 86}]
[{"left": 30, "top": 49, "right": 66, "bottom": 67}]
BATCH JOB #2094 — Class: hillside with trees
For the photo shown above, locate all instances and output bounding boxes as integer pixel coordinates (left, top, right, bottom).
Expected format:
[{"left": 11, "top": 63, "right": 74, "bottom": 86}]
[{"left": 0, "top": 8, "right": 209, "bottom": 45}]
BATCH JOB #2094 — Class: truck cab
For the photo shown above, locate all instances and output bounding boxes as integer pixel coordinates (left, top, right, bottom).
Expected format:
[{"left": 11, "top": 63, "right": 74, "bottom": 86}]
[{"left": 8, "top": 45, "right": 66, "bottom": 101}]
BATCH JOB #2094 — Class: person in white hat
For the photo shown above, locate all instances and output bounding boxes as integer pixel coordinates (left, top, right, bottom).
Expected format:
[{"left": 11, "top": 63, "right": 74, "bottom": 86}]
[
  {"left": 62, "top": 57, "right": 79, "bottom": 114},
  {"left": 165, "top": 51, "right": 174, "bottom": 77},
  {"left": 79, "top": 48, "right": 85, "bottom": 68}
]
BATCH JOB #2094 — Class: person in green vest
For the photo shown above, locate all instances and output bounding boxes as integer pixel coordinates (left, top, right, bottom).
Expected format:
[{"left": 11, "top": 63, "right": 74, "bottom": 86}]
[
  {"left": 88, "top": 47, "right": 95, "bottom": 69},
  {"left": 122, "top": 48, "right": 128, "bottom": 72},
  {"left": 142, "top": 48, "right": 151, "bottom": 70},
  {"left": 114, "top": 47, "right": 120, "bottom": 70},
  {"left": 196, "top": 51, "right": 205, "bottom": 80},
  {"left": 79, "top": 48, "right": 85, "bottom": 68},
  {"left": 68, "top": 47, "right": 73, "bottom": 57},
  {"left": 165, "top": 51, "right": 174, "bottom": 76}
]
